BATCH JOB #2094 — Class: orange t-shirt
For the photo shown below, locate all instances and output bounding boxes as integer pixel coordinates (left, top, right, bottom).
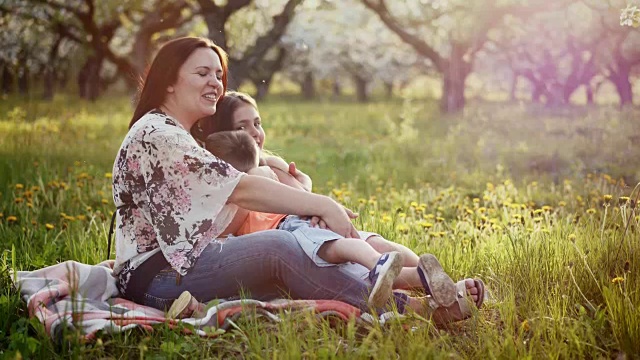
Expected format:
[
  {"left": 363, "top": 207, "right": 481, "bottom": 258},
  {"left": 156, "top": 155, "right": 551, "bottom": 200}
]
[{"left": 236, "top": 211, "right": 288, "bottom": 236}]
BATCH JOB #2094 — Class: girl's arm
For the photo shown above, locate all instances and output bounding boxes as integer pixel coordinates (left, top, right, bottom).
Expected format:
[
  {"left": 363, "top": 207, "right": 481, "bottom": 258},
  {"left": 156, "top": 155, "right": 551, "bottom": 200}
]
[
  {"left": 228, "top": 174, "right": 358, "bottom": 238},
  {"left": 264, "top": 156, "right": 312, "bottom": 192}
]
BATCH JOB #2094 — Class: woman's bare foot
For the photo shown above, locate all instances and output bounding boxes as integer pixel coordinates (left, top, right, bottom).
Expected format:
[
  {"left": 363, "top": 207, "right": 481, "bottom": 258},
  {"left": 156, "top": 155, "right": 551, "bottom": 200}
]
[{"left": 405, "top": 278, "right": 485, "bottom": 324}]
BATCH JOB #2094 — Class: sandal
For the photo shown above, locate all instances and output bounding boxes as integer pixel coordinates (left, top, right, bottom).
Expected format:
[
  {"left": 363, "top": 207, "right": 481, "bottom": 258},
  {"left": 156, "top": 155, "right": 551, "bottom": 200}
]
[
  {"left": 368, "top": 252, "right": 403, "bottom": 308},
  {"left": 417, "top": 254, "right": 456, "bottom": 307},
  {"left": 429, "top": 278, "right": 486, "bottom": 324},
  {"left": 167, "top": 290, "right": 200, "bottom": 319}
]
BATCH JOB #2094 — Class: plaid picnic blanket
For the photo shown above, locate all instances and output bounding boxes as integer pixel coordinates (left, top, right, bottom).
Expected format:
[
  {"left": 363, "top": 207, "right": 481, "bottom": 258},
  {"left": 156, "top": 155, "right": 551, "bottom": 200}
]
[{"left": 13, "top": 260, "right": 389, "bottom": 339}]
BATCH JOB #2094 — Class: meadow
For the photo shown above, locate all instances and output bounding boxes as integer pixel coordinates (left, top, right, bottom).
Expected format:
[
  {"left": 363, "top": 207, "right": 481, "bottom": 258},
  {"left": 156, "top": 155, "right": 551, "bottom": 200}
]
[{"left": 1, "top": 93, "right": 639, "bottom": 359}]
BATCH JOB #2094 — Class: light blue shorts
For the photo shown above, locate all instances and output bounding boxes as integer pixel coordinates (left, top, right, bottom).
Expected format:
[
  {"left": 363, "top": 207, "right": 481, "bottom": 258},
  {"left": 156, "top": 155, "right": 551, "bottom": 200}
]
[{"left": 277, "top": 215, "right": 379, "bottom": 267}]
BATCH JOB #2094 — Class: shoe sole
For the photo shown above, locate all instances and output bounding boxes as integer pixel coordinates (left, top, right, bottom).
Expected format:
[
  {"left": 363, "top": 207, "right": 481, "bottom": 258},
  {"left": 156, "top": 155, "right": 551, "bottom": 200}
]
[
  {"left": 368, "top": 252, "right": 403, "bottom": 309},
  {"left": 419, "top": 254, "right": 456, "bottom": 307},
  {"left": 167, "top": 290, "right": 193, "bottom": 319}
]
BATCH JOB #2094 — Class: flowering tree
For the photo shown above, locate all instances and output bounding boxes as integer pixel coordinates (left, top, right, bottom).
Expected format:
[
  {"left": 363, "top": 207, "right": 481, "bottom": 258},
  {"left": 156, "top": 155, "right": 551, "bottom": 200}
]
[
  {"left": 621, "top": 3, "right": 640, "bottom": 27},
  {"left": 360, "top": 0, "right": 573, "bottom": 113},
  {"left": 281, "top": 0, "right": 426, "bottom": 101}
]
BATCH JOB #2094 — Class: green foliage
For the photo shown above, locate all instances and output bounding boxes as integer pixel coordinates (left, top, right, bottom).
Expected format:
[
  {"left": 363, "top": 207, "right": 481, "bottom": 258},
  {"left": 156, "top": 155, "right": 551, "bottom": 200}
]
[{"left": 1, "top": 95, "right": 640, "bottom": 358}]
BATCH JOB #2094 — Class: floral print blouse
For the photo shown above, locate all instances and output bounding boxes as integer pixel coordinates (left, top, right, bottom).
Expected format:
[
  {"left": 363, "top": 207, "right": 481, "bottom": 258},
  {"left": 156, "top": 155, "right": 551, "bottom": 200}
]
[{"left": 112, "top": 110, "right": 243, "bottom": 286}]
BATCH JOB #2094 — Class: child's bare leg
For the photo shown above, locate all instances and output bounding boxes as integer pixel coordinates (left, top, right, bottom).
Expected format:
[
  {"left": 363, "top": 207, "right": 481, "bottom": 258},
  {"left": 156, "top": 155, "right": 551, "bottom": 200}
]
[
  {"left": 317, "top": 238, "right": 381, "bottom": 269},
  {"left": 365, "top": 235, "right": 419, "bottom": 266},
  {"left": 393, "top": 267, "right": 422, "bottom": 289}
]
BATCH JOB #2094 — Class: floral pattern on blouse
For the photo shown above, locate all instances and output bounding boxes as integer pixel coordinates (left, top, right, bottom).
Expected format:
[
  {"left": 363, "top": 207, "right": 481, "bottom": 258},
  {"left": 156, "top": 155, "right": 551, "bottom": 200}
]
[{"left": 112, "top": 110, "right": 243, "bottom": 286}]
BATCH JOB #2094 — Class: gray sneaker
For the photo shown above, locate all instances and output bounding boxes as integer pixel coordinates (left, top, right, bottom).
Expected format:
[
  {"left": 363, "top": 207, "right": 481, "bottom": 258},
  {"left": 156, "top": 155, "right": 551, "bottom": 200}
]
[{"left": 368, "top": 251, "right": 403, "bottom": 309}]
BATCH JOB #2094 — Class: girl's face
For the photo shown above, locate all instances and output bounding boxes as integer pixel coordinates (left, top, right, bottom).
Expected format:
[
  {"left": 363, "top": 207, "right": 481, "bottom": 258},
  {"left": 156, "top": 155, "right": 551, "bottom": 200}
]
[
  {"left": 232, "top": 103, "right": 265, "bottom": 149},
  {"left": 166, "top": 48, "right": 223, "bottom": 126}
]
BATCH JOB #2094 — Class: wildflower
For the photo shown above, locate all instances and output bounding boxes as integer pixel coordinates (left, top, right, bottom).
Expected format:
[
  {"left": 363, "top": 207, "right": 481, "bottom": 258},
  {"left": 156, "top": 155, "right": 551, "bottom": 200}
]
[
  {"left": 486, "top": 182, "right": 494, "bottom": 191},
  {"left": 568, "top": 234, "right": 576, "bottom": 243},
  {"left": 465, "top": 208, "right": 474, "bottom": 215},
  {"left": 611, "top": 277, "right": 624, "bottom": 284},
  {"left": 603, "top": 195, "right": 612, "bottom": 206},
  {"left": 533, "top": 209, "right": 544, "bottom": 215},
  {"left": 436, "top": 217, "right": 445, "bottom": 222},
  {"left": 477, "top": 207, "right": 486, "bottom": 214},
  {"left": 558, "top": 201, "right": 567, "bottom": 207},
  {"left": 533, "top": 217, "right": 543, "bottom": 223},
  {"left": 31, "top": 186, "right": 40, "bottom": 192},
  {"left": 104, "top": 172, "right": 113, "bottom": 179},
  {"left": 358, "top": 198, "right": 367, "bottom": 204},
  {"left": 492, "top": 224, "right": 503, "bottom": 231},
  {"left": 420, "top": 222, "right": 434, "bottom": 229},
  {"left": 520, "top": 319, "right": 530, "bottom": 332},
  {"left": 102, "top": 199, "right": 109, "bottom": 205},
  {"left": 619, "top": 196, "right": 630, "bottom": 206},
  {"left": 15, "top": 183, "right": 24, "bottom": 190},
  {"left": 530, "top": 181, "right": 538, "bottom": 187},
  {"left": 410, "top": 201, "right": 418, "bottom": 208},
  {"left": 369, "top": 210, "right": 375, "bottom": 216},
  {"left": 14, "top": 198, "right": 24, "bottom": 204},
  {"left": 586, "top": 208, "right": 596, "bottom": 215},
  {"left": 45, "top": 223, "right": 55, "bottom": 230},
  {"left": 86, "top": 206, "right": 92, "bottom": 211},
  {"left": 27, "top": 203, "right": 33, "bottom": 208},
  {"left": 472, "top": 198, "right": 480, "bottom": 204},
  {"left": 542, "top": 205, "right": 553, "bottom": 212},
  {"left": 424, "top": 213, "right": 435, "bottom": 219},
  {"left": 382, "top": 215, "right": 392, "bottom": 223},
  {"left": 0, "top": 213, "right": 3, "bottom": 218},
  {"left": 396, "top": 224, "right": 409, "bottom": 234},
  {"left": 7, "top": 216, "right": 17, "bottom": 223}
]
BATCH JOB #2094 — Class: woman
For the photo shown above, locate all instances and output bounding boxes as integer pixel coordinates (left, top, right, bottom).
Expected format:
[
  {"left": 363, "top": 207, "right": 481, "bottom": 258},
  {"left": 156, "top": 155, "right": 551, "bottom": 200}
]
[{"left": 112, "top": 36, "right": 481, "bottom": 322}]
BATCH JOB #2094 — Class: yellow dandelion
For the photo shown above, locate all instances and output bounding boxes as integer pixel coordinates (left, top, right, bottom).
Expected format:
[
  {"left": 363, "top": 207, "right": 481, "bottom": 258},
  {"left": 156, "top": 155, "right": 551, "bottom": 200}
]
[
  {"left": 7, "top": 216, "right": 17, "bottom": 223},
  {"left": 521, "top": 319, "right": 530, "bottom": 332},
  {"left": 86, "top": 206, "right": 92, "bottom": 211},
  {"left": 101, "top": 198, "right": 109, "bottom": 204},
  {"left": 420, "top": 222, "right": 434, "bottom": 229},
  {"left": 0, "top": 213, "right": 3, "bottom": 218},
  {"left": 27, "top": 203, "right": 33, "bottom": 208},
  {"left": 542, "top": 205, "right": 553, "bottom": 212},
  {"left": 14, "top": 198, "right": 24, "bottom": 204},
  {"left": 31, "top": 186, "right": 40, "bottom": 192},
  {"left": 45, "top": 223, "right": 55, "bottom": 230},
  {"left": 398, "top": 212, "right": 406, "bottom": 219},
  {"left": 436, "top": 217, "right": 445, "bottom": 222},
  {"left": 558, "top": 201, "right": 567, "bottom": 207},
  {"left": 63, "top": 215, "right": 75, "bottom": 221},
  {"left": 568, "top": 234, "right": 576, "bottom": 242},
  {"left": 76, "top": 215, "right": 87, "bottom": 221},
  {"left": 472, "top": 198, "right": 480, "bottom": 204},
  {"left": 396, "top": 224, "right": 409, "bottom": 234},
  {"left": 369, "top": 210, "right": 375, "bottom": 216},
  {"left": 376, "top": 187, "right": 382, "bottom": 193},
  {"left": 410, "top": 201, "right": 418, "bottom": 208},
  {"left": 486, "top": 182, "right": 494, "bottom": 191},
  {"left": 382, "top": 215, "right": 392, "bottom": 223},
  {"left": 465, "top": 208, "right": 474, "bottom": 215},
  {"left": 358, "top": 198, "right": 367, "bottom": 204},
  {"left": 104, "top": 172, "right": 113, "bottom": 179},
  {"left": 492, "top": 224, "right": 503, "bottom": 231},
  {"left": 424, "top": 214, "right": 435, "bottom": 219},
  {"left": 586, "top": 208, "right": 596, "bottom": 214},
  {"left": 611, "top": 277, "right": 624, "bottom": 284},
  {"left": 533, "top": 217, "right": 543, "bottom": 223},
  {"left": 31, "top": 220, "right": 36, "bottom": 225},
  {"left": 15, "top": 184, "right": 24, "bottom": 190}
]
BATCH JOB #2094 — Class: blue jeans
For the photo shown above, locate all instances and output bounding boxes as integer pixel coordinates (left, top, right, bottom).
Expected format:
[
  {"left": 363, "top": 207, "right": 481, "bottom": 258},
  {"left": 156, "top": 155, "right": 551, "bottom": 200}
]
[{"left": 143, "top": 230, "right": 377, "bottom": 312}]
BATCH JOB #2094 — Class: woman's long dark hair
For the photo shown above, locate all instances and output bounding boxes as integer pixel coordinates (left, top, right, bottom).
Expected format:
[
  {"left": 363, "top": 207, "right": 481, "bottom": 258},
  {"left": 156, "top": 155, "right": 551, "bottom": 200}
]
[
  {"left": 191, "top": 91, "right": 258, "bottom": 142},
  {"left": 129, "top": 37, "right": 228, "bottom": 129}
]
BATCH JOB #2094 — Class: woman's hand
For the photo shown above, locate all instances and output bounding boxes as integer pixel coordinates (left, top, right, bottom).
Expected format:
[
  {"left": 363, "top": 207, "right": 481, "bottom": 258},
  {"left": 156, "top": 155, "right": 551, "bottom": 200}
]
[
  {"left": 316, "top": 199, "right": 359, "bottom": 238},
  {"left": 309, "top": 207, "right": 358, "bottom": 229},
  {"left": 288, "top": 162, "right": 312, "bottom": 192}
]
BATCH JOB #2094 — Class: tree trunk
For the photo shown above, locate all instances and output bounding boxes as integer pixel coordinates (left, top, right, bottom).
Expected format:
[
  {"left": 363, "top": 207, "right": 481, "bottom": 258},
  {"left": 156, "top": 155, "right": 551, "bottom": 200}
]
[
  {"left": 353, "top": 75, "right": 369, "bottom": 103},
  {"left": 332, "top": 79, "right": 342, "bottom": 98},
  {"left": 301, "top": 72, "right": 315, "bottom": 100},
  {"left": 384, "top": 81, "right": 393, "bottom": 98},
  {"left": 43, "top": 67, "right": 55, "bottom": 101},
  {"left": 586, "top": 85, "right": 594, "bottom": 105},
  {"left": 254, "top": 79, "right": 270, "bottom": 101},
  {"left": 440, "top": 66, "right": 467, "bottom": 112},
  {"left": 610, "top": 67, "right": 633, "bottom": 107},
  {"left": 1, "top": 65, "right": 13, "bottom": 94},
  {"left": 18, "top": 67, "right": 29, "bottom": 95},
  {"left": 78, "top": 56, "right": 103, "bottom": 101}
]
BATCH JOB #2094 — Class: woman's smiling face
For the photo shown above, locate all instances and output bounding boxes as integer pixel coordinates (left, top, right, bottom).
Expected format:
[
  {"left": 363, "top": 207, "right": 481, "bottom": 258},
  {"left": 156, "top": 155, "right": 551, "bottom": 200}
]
[
  {"left": 232, "top": 104, "right": 266, "bottom": 149},
  {"left": 167, "top": 47, "right": 223, "bottom": 125}
]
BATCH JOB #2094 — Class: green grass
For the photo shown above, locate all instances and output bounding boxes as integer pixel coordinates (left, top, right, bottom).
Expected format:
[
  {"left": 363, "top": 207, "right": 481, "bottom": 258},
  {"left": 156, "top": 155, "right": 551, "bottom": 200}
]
[{"left": 1, "top": 94, "right": 639, "bottom": 359}]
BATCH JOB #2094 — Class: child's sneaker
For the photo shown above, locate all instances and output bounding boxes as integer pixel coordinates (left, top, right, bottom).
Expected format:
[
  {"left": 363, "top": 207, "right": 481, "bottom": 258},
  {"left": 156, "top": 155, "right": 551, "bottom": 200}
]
[
  {"left": 368, "top": 251, "right": 403, "bottom": 308},
  {"left": 417, "top": 254, "right": 456, "bottom": 307},
  {"left": 167, "top": 291, "right": 200, "bottom": 319}
]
